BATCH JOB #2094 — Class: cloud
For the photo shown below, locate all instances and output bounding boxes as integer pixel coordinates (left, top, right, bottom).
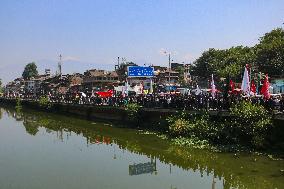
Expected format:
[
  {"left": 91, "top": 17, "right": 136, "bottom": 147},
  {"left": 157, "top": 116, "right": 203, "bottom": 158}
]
[
  {"left": 172, "top": 51, "right": 179, "bottom": 56},
  {"left": 183, "top": 53, "right": 197, "bottom": 62},
  {"left": 158, "top": 48, "right": 168, "bottom": 55},
  {"left": 38, "top": 56, "right": 81, "bottom": 63},
  {"left": 158, "top": 48, "right": 179, "bottom": 56},
  {"left": 62, "top": 56, "right": 80, "bottom": 62}
]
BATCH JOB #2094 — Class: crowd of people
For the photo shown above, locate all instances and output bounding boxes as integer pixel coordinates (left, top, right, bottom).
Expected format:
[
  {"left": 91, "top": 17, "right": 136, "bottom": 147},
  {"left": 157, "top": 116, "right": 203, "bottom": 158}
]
[{"left": 4, "top": 91, "right": 284, "bottom": 112}]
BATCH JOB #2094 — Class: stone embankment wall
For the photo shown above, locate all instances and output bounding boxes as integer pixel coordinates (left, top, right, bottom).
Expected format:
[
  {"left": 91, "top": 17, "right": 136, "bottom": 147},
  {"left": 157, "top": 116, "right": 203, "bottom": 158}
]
[
  {"left": 0, "top": 98, "right": 173, "bottom": 129},
  {"left": 1, "top": 98, "right": 284, "bottom": 131}
]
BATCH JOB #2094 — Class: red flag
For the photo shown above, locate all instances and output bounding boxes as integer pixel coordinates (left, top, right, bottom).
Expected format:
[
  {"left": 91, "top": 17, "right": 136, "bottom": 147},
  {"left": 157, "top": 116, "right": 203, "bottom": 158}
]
[
  {"left": 250, "top": 80, "right": 256, "bottom": 94},
  {"left": 96, "top": 90, "right": 113, "bottom": 98},
  {"left": 229, "top": 80, "right": 235, "bottom": 92},
  {"left": 260, "top": 74, "right": 270, "bottom": 99}
]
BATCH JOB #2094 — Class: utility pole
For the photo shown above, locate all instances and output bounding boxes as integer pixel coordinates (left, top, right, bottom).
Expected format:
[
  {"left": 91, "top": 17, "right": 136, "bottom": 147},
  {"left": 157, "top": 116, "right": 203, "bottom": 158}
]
[
  {"left": 168, "top": 53, "right": 171, "bottom": 84},
  {"left": 58, "top": 54, "right": 62, "bottom": 77},
  {"left": 163, "top": 50, "right": 172, "bottom": 84}
]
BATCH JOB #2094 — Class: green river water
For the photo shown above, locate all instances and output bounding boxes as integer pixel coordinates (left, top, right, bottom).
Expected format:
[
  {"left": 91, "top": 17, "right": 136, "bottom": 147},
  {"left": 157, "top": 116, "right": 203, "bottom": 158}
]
[{"left": 0, "top": 106, "right": 283, "bottom": 189}]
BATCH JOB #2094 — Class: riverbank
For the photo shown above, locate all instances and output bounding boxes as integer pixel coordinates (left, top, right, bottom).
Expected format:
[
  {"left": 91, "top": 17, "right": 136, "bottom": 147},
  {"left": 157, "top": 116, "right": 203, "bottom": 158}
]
[{"left": 1, "top": 97, "right": 284, "bottom": 153}]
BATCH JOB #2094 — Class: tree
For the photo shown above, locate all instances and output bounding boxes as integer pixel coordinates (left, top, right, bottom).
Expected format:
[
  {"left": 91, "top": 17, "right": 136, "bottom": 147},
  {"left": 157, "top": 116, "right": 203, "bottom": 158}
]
[
  {"left": 22, "top": 62, "right": 38, "bottom": 80},
  {"left": 191, "top": 46, "right": 254, "bottom": 82},
  {"left": 255, "top": 28, "right": 284, "bottom": 77},
  {"left": 190, "top": 48, "right": 219, "bottom": 79},
  {"left": 216, "top": 46, "right": 255, "bottom": 81},
  {"left": 174, "top": 66, "right": 186, "bottom": 85},
  {"left": 0, "top": 79, "right": 2, "bottom": 93}
]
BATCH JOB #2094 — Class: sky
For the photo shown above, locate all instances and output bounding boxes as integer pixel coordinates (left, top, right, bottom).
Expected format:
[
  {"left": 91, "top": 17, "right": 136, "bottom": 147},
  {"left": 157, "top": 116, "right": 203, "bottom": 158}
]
[{"left": 0, "top": 0, "right": 283, "bottom": 84}]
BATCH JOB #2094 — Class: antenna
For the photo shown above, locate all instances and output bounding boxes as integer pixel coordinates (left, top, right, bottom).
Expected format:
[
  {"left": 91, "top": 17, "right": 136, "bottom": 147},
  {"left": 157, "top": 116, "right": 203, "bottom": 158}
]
[{"left": 58, "top": 54, "right": 62, "bottom": 77}]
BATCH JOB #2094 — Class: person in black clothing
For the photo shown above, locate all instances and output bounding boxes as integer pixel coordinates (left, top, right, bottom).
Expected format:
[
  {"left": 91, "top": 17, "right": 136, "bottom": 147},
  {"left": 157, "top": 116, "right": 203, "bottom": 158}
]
[{"left": 280, "top": 95, "right": 284, "bottom": 112}]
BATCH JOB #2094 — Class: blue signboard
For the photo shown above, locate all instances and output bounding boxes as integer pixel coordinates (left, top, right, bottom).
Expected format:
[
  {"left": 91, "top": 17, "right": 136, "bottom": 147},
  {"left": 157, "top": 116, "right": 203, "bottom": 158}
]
[{"left": 128, "top": 66, "right": 154, "bottom": 77}]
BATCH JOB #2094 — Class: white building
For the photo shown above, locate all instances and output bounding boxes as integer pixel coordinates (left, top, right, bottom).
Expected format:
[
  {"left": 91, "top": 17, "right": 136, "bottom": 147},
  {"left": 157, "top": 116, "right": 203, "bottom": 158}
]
[{"left": 271, "top": 78, "right": 284, "bottom": 94}]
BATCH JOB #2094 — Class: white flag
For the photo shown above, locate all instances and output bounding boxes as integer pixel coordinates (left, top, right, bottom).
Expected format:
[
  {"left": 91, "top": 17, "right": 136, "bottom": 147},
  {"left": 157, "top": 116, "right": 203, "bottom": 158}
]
[
  {"left": 123, "top": 81, "right": 128, "bottom": 97},
  {"left": 81, "top": 92, "right": 87, "bottom": 97},
  {"left": 149, "top": 79, "right": 153, "bottom": 94},
  {"left": 211, "top": 74, "right": 216, "bottom": 98},
  {"left": 241, "top": 67, "right": 250, "bottom": 95},
  {"left": 195, "top": 85, "right": 202, "bottom": 95}
]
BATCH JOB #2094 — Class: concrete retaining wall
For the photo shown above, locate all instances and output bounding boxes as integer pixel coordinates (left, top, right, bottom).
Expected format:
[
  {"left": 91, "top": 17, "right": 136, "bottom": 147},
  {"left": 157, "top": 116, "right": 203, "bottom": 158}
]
[{"left": 1, "top": 97, "right": 283, "bottom": 131}]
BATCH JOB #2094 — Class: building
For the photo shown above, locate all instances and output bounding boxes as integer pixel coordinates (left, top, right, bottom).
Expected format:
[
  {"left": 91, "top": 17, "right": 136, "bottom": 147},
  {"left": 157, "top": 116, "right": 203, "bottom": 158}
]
[
  {"left": 83, "top": 69, "right": 119, "bottom": 92},
  {"left": 171, "top": 63, "right": 184, "bottom": 71},
  {"left": 4, "top": 78, "right": 25, "bottom": 97},
  {"left": 184, "top": 64, "right": 192, "bottom": 84},
  {"left": 39, "top": 74, "right": 70, "bottom": 96},
  {"left": 24, "top": 74, "right": 51, "bottom": 96},
  {"left": 25, "top": 80, "right": 36, "bottom": 94},
  {"left": 156, "top": 68, "right": 180, "bottom": 85},
  {"left": 68, "top": 73, "right": 84, "bottom": 94},
  {"left": 271, "top": 78, "right": 284, "bottom": 94}
]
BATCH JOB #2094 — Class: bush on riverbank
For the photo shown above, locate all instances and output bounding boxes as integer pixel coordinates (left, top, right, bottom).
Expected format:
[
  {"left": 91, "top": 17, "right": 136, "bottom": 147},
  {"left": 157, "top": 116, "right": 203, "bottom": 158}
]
[
  {"left": 167, "top": 111, "right": 189, "bottom": 136},
  {"left": 38, "top": 96, "right": 52, "bottom": 109},
  {"left": 167, "top": 111, "right": 217, "bottom": 139},
  {"left": 228, "top": 100, "right": 272, "bottom": 148},
  {"left": 15, "top": 97, "right": 22, "bottom": 111},
  {"left": 125, "top": 103, "right": 142, "bottom": 123},
  {"left": 166, "top": 101, "right": 273, "bottom": 149}
]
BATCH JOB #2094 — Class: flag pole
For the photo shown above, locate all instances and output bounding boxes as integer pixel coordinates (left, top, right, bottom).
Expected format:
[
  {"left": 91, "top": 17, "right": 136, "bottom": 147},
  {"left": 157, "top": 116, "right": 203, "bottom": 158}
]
[{"left": 248, "top": 67, "right": 251, "bottom": 95}]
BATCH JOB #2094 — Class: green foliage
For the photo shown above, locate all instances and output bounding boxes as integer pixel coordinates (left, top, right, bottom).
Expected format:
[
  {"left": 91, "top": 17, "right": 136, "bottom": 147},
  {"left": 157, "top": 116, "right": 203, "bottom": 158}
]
[
  {"left": 125, "top": 103, "right": 142, "bottom": 122},
  {"left": 171, "top": 136, "right": 210, "bottom": 149},
  {"left": 15, "top": 97, "right": 22, "bottom": 111},
  {"left": 168, "top": 117, "right": 190, "bottom": 136},
  {"left": 191, "top": 28, "right": 284, "bottom": 80},
  {"left": 166, "top": 111, "right": 215, "bottom": 149},
  {"left": 0, "top": 79, "right": 2, "bottom": 93},
  {"left": 167, "top": 102, "right": 273, "bottom": 149},
  {"left": 22, "top": 62, "right": 38, "bottom": 80},
  {"left": 167, "top": 111, "right": 218, "bottom": 140},
  {"left": 229, "top": 101, "right": 273, "bottom": 148},
  {"left": 38, "top": 96, "right": 52, "bottom": 109},
  {"left": 255, "top": 28, "right": 284, "bottom": 76},
  {"left": 191, "top": 47, "right": 254, "bottom": 81}
]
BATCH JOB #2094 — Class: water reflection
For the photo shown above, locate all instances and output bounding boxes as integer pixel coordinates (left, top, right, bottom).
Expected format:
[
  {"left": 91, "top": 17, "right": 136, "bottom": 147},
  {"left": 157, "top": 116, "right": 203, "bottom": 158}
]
[
  {"left": 1, "top": 106, "right": 284, "bottom": 189},
  {"left": 129, "top": 158, "right": 157, "bottom": 176}
]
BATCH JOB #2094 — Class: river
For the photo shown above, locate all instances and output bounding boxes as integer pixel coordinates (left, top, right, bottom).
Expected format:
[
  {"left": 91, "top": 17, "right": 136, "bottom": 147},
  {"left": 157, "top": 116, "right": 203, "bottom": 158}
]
[{"left": 0, "top": 106, "right": 283, "bottom": 189}]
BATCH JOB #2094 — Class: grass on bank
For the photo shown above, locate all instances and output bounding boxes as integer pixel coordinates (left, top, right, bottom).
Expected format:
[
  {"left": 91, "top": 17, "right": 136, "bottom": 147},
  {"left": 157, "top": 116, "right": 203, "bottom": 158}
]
[{"left": 159, "top": 101, "right": 273, "bottom": 151}]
